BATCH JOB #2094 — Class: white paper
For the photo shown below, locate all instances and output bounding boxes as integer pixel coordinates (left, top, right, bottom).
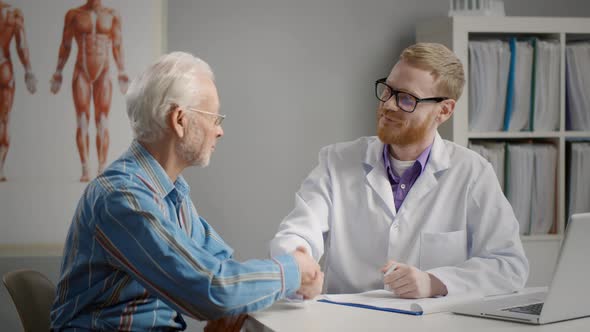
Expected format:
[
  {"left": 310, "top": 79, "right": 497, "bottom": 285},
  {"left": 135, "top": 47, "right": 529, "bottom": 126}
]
[{"left": 322, "top": 290, "right": 483, "bottom": 315}]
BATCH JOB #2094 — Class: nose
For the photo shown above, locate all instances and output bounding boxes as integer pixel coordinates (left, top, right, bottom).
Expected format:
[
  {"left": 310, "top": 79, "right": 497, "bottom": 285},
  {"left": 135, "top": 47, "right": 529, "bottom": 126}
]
[
  {"left": 216, "top": 125, "right": 224, "bottom": 138},
  {"left": 382, "top": 97, "right": 399, "bottom": 113}
]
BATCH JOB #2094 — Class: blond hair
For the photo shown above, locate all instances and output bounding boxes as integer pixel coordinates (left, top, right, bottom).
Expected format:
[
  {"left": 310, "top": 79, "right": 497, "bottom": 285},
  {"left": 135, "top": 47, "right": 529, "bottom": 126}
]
[{"left": 400, "top": 43, "right": 465, "bottom": 101}]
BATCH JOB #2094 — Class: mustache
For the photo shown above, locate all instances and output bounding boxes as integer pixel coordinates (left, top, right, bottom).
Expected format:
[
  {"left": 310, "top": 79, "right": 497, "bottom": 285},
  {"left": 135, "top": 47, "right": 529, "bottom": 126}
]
[{"left": 378, "top": 108, "right": 403, "bottom": 121}]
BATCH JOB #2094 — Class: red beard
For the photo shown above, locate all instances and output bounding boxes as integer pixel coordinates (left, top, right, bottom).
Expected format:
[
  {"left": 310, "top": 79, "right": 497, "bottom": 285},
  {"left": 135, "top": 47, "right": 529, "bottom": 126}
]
[{"left": 376, "top": 109, "right": 436, "bottom": 146}]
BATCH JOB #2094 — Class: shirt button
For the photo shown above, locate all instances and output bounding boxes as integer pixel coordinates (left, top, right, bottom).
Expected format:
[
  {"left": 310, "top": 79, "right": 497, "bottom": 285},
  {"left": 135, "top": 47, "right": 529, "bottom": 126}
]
[{"left": 400, "top": 184, "right": 406, "bottom": 190}]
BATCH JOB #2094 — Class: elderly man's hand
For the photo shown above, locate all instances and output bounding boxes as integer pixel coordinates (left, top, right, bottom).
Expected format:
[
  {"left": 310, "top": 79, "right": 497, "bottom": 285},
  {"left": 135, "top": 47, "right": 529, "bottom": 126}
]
[
  {"left": 204, "top": 314, "right": 248, "bottom": 332},
  {"left": 292, "top": 246, "right": 323, "bottom": 299},
  {"left": 292, "top": 247, "right": 320, "bottom": 284},
  {"left": 381, "top": 261, "right": 448, "bottom": 299},
  {"left": 298, "top": 270, "right": 323, "bottom": 299}
]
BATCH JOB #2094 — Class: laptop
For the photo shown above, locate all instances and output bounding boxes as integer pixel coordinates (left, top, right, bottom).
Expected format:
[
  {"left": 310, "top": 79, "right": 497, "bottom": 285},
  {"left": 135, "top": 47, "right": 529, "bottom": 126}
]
[{"left": 453, "top": 213, "right": 590, "bottom": 324}]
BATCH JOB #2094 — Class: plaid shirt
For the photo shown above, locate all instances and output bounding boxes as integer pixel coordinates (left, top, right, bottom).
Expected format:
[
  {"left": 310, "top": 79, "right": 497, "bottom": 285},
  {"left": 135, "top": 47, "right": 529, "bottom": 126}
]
[{"left": 51, "top": 141, "right": 299, "bottom": 331}]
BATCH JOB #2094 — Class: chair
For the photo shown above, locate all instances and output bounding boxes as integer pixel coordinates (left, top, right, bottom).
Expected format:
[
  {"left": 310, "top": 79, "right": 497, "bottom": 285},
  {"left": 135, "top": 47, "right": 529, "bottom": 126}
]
[{"left": 3, "top": 269, "right": 56, "bottom": 332}]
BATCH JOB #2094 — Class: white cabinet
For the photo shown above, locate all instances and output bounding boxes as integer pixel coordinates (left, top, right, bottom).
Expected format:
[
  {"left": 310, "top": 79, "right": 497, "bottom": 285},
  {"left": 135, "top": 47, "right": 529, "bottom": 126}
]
[{"left": 416, "top": 16, "right": 590, "bottom": 286}]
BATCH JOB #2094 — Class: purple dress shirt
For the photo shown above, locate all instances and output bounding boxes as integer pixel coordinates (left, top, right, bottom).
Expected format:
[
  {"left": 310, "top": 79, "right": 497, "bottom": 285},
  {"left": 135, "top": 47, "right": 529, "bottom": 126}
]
[{"left": 382, "top": 143, "right": 433, "bottom": 212}]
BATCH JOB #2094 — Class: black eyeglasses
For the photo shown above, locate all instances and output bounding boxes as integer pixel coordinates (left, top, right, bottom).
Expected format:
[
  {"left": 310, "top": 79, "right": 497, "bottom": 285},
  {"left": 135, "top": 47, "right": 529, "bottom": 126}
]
[{"left": 374, "top": 78, "right": 448, "bottom": 113}]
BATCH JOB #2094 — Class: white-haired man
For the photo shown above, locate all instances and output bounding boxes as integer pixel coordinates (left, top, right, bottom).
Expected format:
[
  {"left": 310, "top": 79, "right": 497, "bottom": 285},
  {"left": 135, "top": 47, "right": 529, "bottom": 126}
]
[{"left": 51, "top": 52, "right": 323, "bottom": 331}]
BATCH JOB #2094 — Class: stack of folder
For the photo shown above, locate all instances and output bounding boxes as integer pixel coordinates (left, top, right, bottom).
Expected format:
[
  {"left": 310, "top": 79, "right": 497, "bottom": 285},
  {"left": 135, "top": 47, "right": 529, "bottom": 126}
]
[
  {"left": 469, "top": 40, "right": 510, "bottom": 131},
  {"left": 470, "top": 142, "right": 557, "bottom": 235},
  {"left": 566, "top": 42, "right": 590, "bottom": 131},
  {"left": 505, "top": 143, "right": 557, "bottom": 235},
  {"left": 532, "top": 40, "right": 560, "bottom": 131},
  {"left": 468, "top": 38, "right": 560, "bottom": 132},
  {"left": 468, "top": 141, "right": 506, "bottom": 191},
  {"left": 568, "top": 142, "right": 590, "bottom": 217},
  {"left": 505, "top": 39, "right": 533, "bottom": 131}
]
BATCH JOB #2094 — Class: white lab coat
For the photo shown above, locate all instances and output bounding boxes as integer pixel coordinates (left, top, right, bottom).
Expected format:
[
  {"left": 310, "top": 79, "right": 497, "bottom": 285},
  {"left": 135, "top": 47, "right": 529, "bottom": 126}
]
[{"left": 270, "top": 133, "right": 529, "bottom": 295}]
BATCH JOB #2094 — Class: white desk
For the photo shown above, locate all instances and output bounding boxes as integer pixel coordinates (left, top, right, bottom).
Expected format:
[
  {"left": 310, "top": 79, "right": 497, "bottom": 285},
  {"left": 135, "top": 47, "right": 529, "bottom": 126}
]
[{"left": 246, "top": 300, "right": 590, "bottom": 332}]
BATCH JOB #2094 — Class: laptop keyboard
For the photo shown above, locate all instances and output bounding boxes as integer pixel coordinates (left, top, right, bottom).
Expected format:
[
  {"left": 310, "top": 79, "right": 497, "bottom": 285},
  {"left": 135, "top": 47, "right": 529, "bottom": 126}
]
[{"left": 502, "top": 302, "right": 544, "bottom": 315}]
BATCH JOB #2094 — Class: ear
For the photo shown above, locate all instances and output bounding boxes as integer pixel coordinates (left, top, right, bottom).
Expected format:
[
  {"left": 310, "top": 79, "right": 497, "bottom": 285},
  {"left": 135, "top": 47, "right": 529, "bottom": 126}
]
[
  {"left": 169, "top": 105, "right": 187, "bottom": 139},
  {"left": 436, "top": 99, "right": 456, "bottom": 125}
]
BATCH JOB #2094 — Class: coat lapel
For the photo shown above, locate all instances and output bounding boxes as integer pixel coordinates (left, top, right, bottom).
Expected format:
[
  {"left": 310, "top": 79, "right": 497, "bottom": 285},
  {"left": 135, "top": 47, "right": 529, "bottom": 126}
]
[
  {"left": 364, "top": 138, "right": 397, "bottom": 219},
  {"left": 398, "top": 132, "right": 450, "bottom": 215}
]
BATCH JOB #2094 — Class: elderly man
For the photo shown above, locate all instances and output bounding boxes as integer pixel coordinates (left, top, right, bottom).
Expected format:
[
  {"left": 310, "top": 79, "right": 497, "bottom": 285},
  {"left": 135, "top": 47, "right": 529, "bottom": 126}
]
[
  {"left": 51, "top": 52, "right": 323, "bottom": 331},
  {"left": 271, "top": 43, "right": 528, "bottom": 298}
]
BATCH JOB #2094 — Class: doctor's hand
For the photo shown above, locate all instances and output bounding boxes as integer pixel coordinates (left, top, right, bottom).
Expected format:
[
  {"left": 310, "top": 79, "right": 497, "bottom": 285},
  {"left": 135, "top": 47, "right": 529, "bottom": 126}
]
[
  {"left": 381, "top": 261, "right": 448, "bottom": 299},
  {"left": 292, "top": 247, "right": 322, "bottom": 299}
]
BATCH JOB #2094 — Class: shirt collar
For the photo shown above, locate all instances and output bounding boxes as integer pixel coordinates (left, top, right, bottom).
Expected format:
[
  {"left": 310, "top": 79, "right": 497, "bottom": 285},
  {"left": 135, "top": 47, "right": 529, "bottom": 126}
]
[
  {"left": 382, "top": 142, "right": 433, "bottom": 180},
  {"left": 128, "top": 140, "right": 190, "bottom": 199}
]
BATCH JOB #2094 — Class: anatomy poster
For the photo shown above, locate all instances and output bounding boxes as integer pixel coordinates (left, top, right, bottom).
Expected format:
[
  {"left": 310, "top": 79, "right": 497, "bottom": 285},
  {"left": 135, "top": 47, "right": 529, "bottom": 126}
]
[{"left": 0, "top": 0, "right": 163, "bottom": 246}]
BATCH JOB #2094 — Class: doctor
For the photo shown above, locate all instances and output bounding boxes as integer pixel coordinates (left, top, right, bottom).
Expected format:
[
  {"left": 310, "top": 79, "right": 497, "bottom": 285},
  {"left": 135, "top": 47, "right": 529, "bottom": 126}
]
[{"left": 270, "top": 43, "right": 529, "bottom": 299}]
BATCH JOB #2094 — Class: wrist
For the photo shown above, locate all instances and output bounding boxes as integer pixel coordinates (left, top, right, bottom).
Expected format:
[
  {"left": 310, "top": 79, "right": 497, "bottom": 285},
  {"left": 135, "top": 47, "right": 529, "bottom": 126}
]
[{"left": 428, "top": 273, "right": 448, "bottom": 297}]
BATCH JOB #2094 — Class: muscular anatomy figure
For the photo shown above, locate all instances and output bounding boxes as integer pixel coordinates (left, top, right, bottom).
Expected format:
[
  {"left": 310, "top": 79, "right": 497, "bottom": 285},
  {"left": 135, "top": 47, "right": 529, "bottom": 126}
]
[
  {"left": 0, "top": 1, "right": 37, "bottom": 181},
  {"left": 50, "top": 0, "right": 128, "bottom": 182}
]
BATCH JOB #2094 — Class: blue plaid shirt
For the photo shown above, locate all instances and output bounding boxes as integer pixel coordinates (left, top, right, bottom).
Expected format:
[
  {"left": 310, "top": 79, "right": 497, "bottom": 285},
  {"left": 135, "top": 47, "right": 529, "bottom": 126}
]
[{"left": 51, "top": 141, "right": 300, "bottom": 331}]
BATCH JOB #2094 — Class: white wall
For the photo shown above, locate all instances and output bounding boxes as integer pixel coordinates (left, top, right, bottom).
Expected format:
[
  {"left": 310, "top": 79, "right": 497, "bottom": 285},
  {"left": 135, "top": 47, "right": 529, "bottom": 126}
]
[{"left": 167, "top": 0, "right": 590, "bottom": 261}]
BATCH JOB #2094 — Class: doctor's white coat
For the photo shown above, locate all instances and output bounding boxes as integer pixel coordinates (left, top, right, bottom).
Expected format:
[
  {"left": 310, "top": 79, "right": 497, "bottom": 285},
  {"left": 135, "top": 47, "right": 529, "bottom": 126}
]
[{"left": 270, "top": 133, "right": 529, "bottom": 295}]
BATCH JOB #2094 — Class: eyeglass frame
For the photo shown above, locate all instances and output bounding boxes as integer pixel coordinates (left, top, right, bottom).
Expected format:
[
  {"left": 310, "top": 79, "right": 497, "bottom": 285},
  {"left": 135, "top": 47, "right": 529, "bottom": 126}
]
[
  {"left": 184, "top": 107, "right": 226, "bottom": 126},
  {"left": 374, "top": 78, "right": 448, "bottom": 113}
]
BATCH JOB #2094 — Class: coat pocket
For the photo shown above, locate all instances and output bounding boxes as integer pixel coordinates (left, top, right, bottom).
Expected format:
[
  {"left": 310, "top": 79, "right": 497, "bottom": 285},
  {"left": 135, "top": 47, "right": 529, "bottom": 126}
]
[{"left": 419, "top": 230, "right": 467, "bottom": 271}]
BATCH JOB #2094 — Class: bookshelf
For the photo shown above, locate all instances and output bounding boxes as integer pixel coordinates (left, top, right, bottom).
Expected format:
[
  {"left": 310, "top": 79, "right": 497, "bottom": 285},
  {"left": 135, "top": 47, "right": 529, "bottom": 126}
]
[{"left": 416, "top": 16, "right": 590, "bottom": 286}]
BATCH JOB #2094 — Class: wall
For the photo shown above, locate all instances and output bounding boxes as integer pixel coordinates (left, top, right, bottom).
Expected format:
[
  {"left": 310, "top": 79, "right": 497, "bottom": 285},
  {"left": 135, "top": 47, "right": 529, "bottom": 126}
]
[
  {"left": 2, "top": 0, "right": 590, "bottom": 330},
  {"left": 167, "top": 0, "right": 590, "bottom": 262}
]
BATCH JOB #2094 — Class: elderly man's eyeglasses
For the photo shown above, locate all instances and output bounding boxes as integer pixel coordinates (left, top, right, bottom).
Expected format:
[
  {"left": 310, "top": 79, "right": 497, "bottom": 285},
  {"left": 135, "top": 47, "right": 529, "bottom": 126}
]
[
  {"left": 186, "top": 107, "right": 226, "bottom": 126},
  {"left": 374, "top": 78, "right": 448, "bottom": 113}
]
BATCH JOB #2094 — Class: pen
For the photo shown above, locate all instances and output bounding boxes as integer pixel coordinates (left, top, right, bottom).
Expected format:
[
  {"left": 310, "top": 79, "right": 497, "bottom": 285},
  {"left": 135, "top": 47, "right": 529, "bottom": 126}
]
[
  {"left": 384, "top": 264, "right": 397, "bottom": 276},
  {"left": 383, "top": 264, "right": 397, "bottom": 292}
]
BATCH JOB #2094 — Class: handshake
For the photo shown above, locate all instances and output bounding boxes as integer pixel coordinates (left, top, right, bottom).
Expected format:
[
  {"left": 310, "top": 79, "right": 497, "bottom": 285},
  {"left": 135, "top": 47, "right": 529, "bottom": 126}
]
[{"left": 292, "top": 247, "right": 324, "bottom": 299}]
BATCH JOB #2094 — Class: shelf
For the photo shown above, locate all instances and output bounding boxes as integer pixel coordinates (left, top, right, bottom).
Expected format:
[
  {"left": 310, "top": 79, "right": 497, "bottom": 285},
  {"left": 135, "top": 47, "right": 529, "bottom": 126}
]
[
  {"left": 468, "top": 131, "right": 560, "bottom": 139},
  {"left": 564, "top": 131, "right": 590, "bottom": 138},
  {"left": 521, "top": 234, "right": 562, "bottom": 242}
]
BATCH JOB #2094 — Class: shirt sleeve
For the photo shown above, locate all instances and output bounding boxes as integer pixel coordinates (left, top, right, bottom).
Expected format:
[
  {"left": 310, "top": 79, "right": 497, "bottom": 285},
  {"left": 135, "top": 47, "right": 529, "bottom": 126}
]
[
  {"left": 188, "top": 200, "right": 234, "bottom": 260},
  {"left": 270, "top": 145, "right": 333, "bottom": 261},
  {"left": 93, "top": 184, "right": 300, "bottom": 320}
]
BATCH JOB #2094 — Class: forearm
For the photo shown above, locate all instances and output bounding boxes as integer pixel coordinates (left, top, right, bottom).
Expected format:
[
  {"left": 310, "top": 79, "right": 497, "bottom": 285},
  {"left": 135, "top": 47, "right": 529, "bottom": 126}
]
[
  {"left": 55, "top": 43, "right": 71, "bottom": 73},
  {"left": 112, "top": 45, "right": 125, "bottom": 73},
  {"left": 427, "top": 254, "right": 528, "bottom": 296},
  {"left": 15, "top": 32, "right": 32, "bottom": 72},
  {"left": 99, "top": 192, "right": 300, "bottom": 320},
  {"left": 203, "top": 255, "right": 300, "bottom": 318},
  {"left": 270, "top": 193, "right": 330, "bottom": 261}
]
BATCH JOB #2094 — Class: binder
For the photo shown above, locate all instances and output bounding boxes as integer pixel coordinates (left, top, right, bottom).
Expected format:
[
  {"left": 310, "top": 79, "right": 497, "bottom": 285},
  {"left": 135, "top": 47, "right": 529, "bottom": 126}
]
[
  {"left": 469, "top": 141, "right": 506, "bottom": 191},
  {"left": 505, "top": 143, "right": 557, "bottom": 235},
  {"left": 503, "top": 38, "right": 517, "bottom": 131},
  {"left": 530, "top": 144, "right": 557, "bottom": 234},
  {"left": 568, "top": 142, "right": 590, "bottom": 216},
  {"left": 532, "top": 40, "right": 560, "bottom": 131},
  {"left": 506, "top": 144, "right": 535, "bottom": 235},
  {"left": 468, "top": 40, "right": 511, "bottom": 132},
  {"left": 565, "top": 42, "right": 590, "bottom": 131},
  {"left": 505, "top": 39, "right": 534, "bottom": 131}
]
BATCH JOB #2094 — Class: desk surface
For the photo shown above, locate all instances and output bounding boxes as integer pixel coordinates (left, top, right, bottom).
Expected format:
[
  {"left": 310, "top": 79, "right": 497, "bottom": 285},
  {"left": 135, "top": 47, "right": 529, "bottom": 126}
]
[{"left": 247, "top": 300, "right": 590, "bottom": 332}]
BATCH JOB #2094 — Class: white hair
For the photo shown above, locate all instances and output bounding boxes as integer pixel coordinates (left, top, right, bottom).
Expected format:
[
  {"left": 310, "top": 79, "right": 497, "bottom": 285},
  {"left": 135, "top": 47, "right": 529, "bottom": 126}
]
[{"left": 125, "top": 51, "right": 214, "bottom": 143}]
